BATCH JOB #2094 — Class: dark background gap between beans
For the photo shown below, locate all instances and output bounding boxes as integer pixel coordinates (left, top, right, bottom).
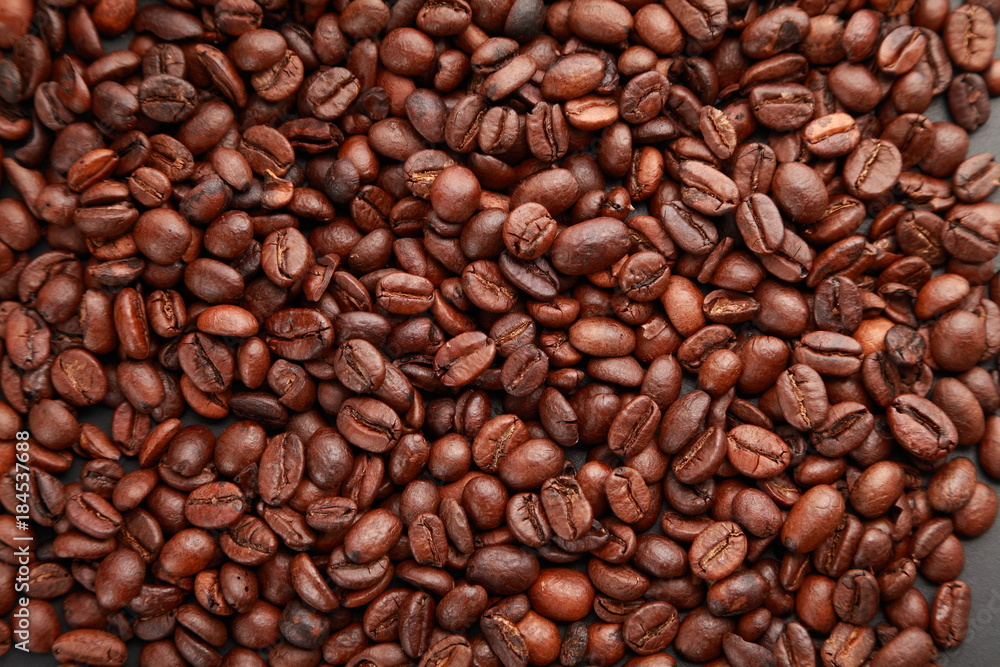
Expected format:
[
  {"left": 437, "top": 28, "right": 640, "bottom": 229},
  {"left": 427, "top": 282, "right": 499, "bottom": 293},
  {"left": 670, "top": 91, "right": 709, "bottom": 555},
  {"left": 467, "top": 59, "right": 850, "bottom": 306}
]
[{"left": 6, "top": 0, "right": 1000, "bottom": 664}]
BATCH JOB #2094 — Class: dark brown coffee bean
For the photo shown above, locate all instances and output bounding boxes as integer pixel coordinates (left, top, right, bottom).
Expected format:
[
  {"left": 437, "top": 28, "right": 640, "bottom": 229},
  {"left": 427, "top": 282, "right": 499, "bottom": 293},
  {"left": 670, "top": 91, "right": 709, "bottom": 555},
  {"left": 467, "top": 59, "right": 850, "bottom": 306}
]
[
  {"left": 663, "top": 0, "right": 727, "bottom": 46},
  {"left": 749, "top": 83, "right": 814, "bottom": 131},
  {"left": 870, "top": 627, "right": 936, "bottom": 667},
  {"left": 608, "top": 395, "right": 660, "bottom": 458},
  {"left": 735, "top": 194, "right": 784, "bottom": 255},
  {"left": 945, "top": 5, "right": 996, "bottom": 71},
  {"left": 887, "top": 394, "right": 959, "bottom": 461},
  {"left": 605, "top": 467, "right": 653, "bottom": 525},
  {"left": 501, "top": 344, "right": 548, "bottom": 398},
  {"left": 794, "top": 332, "right": 864, "bottom": 377},
  {"left": 672, "top": 426, "right": 726, "bottom": 485},
  {"left": 258, "top": 432, "right": 304, "bottom": 506},
  {"left": 185, "top": 482, "right": 245, "bottom": 529},
  {"left": 305, "top": 67, "right": 360, "bottom": 120},
  {"left": 781, "top": 485, "right": 846, "bottom": 555},
  {"left": 466, "top": 544, "right": 539, "bottom": 596},
  {"left": 481, "top": 612, "right": 529, "bottom": 667},
  {"left": 336, "top": 397, "right": 402, "bottom": 453},
  {"left": 540, "top": 476, "right": 593, "bottom": 542},
  {"left": 434, "top": 332, "right": 497, "bottom": 388},
  {"left": 661, "top": 202, "right": 719, "bottom": 256},
  {"left": 772, "top": 162, "right": 829, "bottom": 224},
  {"left": 622, "top": 601, "right": 679, "bottom": 655},
  {"left": 678, "top": 160, "right": 739, "bottom": 217},
  {"left": 344, "top": 508, "right": 403, "bottom": 564},
  {"left": 832, "top": 570, "right": 880, "bottom": 624},
  {"left": 550, "top": 217, "right": 630, "bottom": 276},
  {"left": 844, "top": 139, "right": 903, "bottom": 200},
  {"left": 930, "top": 580, "right": 971, "bottom": 648},
  {"left": 138, "top": 75, "right": 196, "bottom": 123},
  {"left": 775, "top": 364, "right": 830, "bottom": 431},
  {"left": 333, "top": 339, "right": 386, "bottom": 394},
  {"left": 52, "top": 629, "right": 128, "bottom": 667},
  {"left": 926, "top": 457, "right": 977, "bottom": 513},
  {"left": 504, "top": 203, "right": 557, "bottom": 261},
  {"left": 689, "top": 521, "right": 747, "bottom": 581},
  {"left": 727, "top": 424, "right": 791, "bottom": 479}
]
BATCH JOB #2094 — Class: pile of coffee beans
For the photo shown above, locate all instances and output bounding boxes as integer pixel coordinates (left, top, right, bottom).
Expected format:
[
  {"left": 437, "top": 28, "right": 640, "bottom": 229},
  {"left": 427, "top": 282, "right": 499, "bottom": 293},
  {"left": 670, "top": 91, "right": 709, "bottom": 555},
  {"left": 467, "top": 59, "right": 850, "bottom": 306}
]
[{"left": 2, "top": 0, "right": 1000, "bottom": 665}]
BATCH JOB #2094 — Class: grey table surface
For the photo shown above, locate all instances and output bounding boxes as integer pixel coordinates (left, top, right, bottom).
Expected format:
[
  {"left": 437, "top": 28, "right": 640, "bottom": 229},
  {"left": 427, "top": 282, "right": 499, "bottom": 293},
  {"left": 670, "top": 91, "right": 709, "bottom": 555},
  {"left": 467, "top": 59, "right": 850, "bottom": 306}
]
[{"left": 7, "top": 1, "right": 1000, "bottom": 666}]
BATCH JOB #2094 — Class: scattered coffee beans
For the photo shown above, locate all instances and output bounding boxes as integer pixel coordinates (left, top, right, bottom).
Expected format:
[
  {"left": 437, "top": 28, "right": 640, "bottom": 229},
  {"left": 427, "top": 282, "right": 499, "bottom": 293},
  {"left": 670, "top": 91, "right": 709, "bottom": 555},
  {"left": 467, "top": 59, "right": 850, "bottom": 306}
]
[{"left": 1, "top": 0, "right": 1000, "bottom": 666}]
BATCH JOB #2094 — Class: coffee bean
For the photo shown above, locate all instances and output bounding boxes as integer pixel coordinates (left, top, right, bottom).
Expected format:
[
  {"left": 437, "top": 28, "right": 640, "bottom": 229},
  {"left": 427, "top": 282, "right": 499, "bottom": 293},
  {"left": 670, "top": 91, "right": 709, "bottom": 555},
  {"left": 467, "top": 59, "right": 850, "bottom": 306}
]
[
  {"left": 672, "top": 426, "right": 726, "bottom": 484},
  {"left": 550, "top": 217, "right": 631, "bottom": 276},
  {"left": 504, "top": 203, "right": 558, "bottom": 261},
  {"left": 52, "top": 629, "right": 128, "bottom": 667},
  {"left": 678, "top": 160, "right": 739, "bottom": 217},
  {"left": 185, "top": 481, "right": 245, "bottom": 529},
  {"left": 821, "top": 622, "right": 876, "bottom": 667},
  {"left": 871, "top": 627, "right": 936, "bottom": 667},
  {"left": 931, "top": 580, "right": 971, "bottom": 648},
  {"left": 466, "top": 545, "right": 539, "bottom": 596},
  {"left": 622, "top": 601, "right": 679, "bottom": 655},
  {"left": 138, "top": 75, "right": 196, "bottom": 123},
  {"left": 844, "top": 139, "right": 903, "bottom": 200},
  {"left": 661, "top": 202, "right": 719, "bottom": 255},
  {"left": 304, "top": 67, "right": 360, "bottom": 120},
  {"left": 344, "top": 508, "right": 402, "bottom": 564},
  {"left": 727, "top": 424, "right": 792, "bottom": 479},
  {"left": 333, "top": 338, "right": 386, "bottom": 393},
  {"left": 257, "top": 432, "right": 304, "bottom": 506},
  {"left": 735, "top": 193, "right": 785, "bottom": 255},
  {"left": 689, "top": 521, "right": 747, "bottom": 581},
  {"left": 944, "top": 5, "right": 996, "bottom": 72},
  {"left": 781, "top": 485, "right": 846, "bottom": 555},
  {"left": 888, "top": 394, "right": 960, "bottom": 461},
  {"left": 775, "top": 364, "right": 830, "bottom": 431},
  {"left": 833, "top": 570, "right": 880, "bottom": 624},
  {"left": 540, "top": 476, "right": 594, "bottom": 541},
  {"left": 750, "top": 83, "right": 814, "bottom": 131},
  {"left": 434, "top": 331, "right": 497, "bottom": 388},
  {"left": 336, "top": 397, "right": 402, "bottom": 453}
]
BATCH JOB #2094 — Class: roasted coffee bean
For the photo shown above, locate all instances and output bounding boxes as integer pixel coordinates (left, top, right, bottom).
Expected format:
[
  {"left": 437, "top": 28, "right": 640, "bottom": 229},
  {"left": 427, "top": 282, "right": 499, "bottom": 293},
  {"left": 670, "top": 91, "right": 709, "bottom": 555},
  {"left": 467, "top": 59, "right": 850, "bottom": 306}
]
[
  {"left": 550, "top": 217, "right": 631, "bottom": 276},
  {"left": 888, "top": 394, "right": 959, "bottom": 461},
  {"left": 706, "top": 569, "right": 769, "bottom": 617},
  {"left": 931, "top": 580, "right": 971, "bottom": 648},
  {"left": 466, "top": 544, "right": 539, "bottom": 596},
  {"left": 138, "top": 75, "right": 197, "bottom": 123},
  {"left": 689, "top": 521, "right": 747, "bottom": 581},
  {"left": 944, "top": 5, "right": 996, "bottom": 72},
  {"left": 434, "top": 331, "right": 497, "bottom": 388},
  {"left": 257, "top": 432, "right": 304, "bottom": 506},
  {"left": 622, "top": 601, "right": 679, "bottom": 655},
  {"left": 727, "top": 425, "right": 791, "bottom": 479},
  {"left": 775, "top": 364, "right": 830, "bottom": 431},
  {"left": 540, "top": 476, "right": 593, "bottom": 542},
  {"left": 333, "top": 339, "right": 386, "bottom": 393},
  {"left": 481, "top": 612, "right": 529, "bottom": 667},
  {"left": 782, "top": 485, "right": 846, "bottom": 555},
  {"left": 52, "top": 629, "right": 128, "bottom": 666},
  {"left": 949, "top": 73, "right": 991, "bottom": 132},
  {"left": 678, "top": 160, "right": 740, "bottom": 217},
  {"left": 832, "top": 570, "right": 880, "bottom": 624},
  {"left": 871, "top": 627, "right": 937, "bottom": 667},
  {"left": 661, "top": 202, "right": 719, "bottom": 255},
  {"left": 336, "top": 397, "right": 402, "bottom": 453},
  {"left": 735, "top": 194, "right": 785, "bottom": 255}
]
